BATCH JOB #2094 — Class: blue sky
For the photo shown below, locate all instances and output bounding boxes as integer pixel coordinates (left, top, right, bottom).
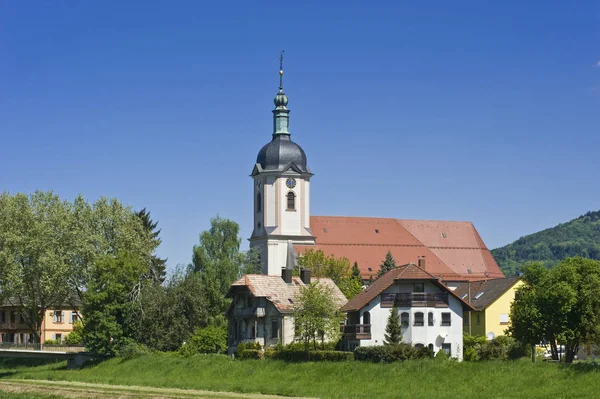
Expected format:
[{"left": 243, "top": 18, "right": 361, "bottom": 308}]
[{"left": 1, "top": 1, "right": 599, "bottom": 270}]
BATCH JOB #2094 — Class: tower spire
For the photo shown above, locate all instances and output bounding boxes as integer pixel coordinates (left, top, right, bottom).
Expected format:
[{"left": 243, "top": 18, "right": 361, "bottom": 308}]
[{"left": 273, "top": 50, "right": 290, "bottom": 135}]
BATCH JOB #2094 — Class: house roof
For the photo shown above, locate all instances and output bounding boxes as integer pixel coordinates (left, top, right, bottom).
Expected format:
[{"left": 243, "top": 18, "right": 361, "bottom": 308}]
[
  {"left": 227, "top": 274, "right": 347, "bottom": 313},
  {"left": 340, "top": 263, "right": 475, "bottom": 312},
  {"left": 295, "top": 216, "right": 504, "bottom": 281},
  {"left": 453, "top": 277, "right": 521, "bottom": 311}
]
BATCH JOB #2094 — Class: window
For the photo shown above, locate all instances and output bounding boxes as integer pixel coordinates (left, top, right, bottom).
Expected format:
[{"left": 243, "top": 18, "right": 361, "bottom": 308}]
[
  {"left": 476, "top": 313, "right": 481, "bottom": 325},
  {"left": 474, "top": 292, "right": 484, "bottom": 300},
  {"left": 256, "top": 193, "right": 261, "bottom": 212},
  {"left": 286, "top": 191, "right": 295, "bottom": 210},
  {"left": 441, "top": 312, "right": 451, "bottom": 326},
  {"left": 10, "top": 311, "right": 15, "bottom": 323},
  {"left": 53, "top": 311, "right": 64, "bottom": 323},
  {"left": 414, "top": 312, "right": 424, "bottom": 326},
  {"left": 442, "top": 343, "right": 451, "bottom": 356},
  {"left": 54, "top": 333, "right": 62, "bottom": 343},
  {"left": 499, "top": 314, "right": 509, "bottom": 325},
  {"left": 0, "top": 311, "right": 4, "bottom": 323},
  {"left": 249, "top": 323, "right": 256, "bottom": 339},
  {"left": 363, "top": 311, "right": 371, "bottom": 325},
  {"left": 70, "top": 312, "right": 78, "bottom": 324},
  {"left": 441, "top": 233, "right": 447, "bottom": 238},
  {"left": 428, "top": 344, "right": 434, "bottom": 352},
  {"left": 271, "top": 320, "right": 279, "bottom": 339},
  {"left": 247, "top": 297, "right": 254, "bottom": 307},
  {"left": 415, "top": 343, "right": 424, "bottom": 349},
  {"left": 400, "top": 312, "right": 409, "bottom": 328},
  {"left": 413, "top": 283, "right": 424, "bottom": 293},
  {"left": 428, "top": 312, "right": 434, "bottom": 326}
]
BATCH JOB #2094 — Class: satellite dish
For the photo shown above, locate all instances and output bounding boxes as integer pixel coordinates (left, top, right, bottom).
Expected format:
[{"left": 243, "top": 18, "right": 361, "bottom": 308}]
[{"left": 486, "top": 332, "right": 496, "bottom": 340}]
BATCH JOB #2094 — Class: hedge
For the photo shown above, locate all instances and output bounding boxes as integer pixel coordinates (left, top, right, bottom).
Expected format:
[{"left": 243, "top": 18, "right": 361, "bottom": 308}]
[
  {"left": 264, "top": 349, "right": 353, "bottom": 362},
  {"left": 354, "top": 344, "right": 433, "bottom": 362}
]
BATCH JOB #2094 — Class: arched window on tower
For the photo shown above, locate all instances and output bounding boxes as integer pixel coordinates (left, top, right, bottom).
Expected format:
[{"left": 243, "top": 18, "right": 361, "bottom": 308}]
[
  {"left": 257, "top": 193, "right": 262, "bottom": 213},
  {"left": 287, "top": 191, "right": 295, "bottom": 210}
]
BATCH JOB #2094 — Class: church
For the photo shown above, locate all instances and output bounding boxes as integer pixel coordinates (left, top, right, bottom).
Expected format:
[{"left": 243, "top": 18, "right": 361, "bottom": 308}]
[{"left": 249, "top": 60, "right": 504, "bottom": 283}]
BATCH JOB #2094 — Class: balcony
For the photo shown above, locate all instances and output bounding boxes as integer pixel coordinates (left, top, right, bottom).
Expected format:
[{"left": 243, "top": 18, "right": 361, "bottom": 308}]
[
  {"left": 381, "top": 293, "right": 449, "bottom": 308},
  {"left": 233, "top": 306, "right": 266, "bottom": 318},
  {"left": 341, "top": 324, "right": 371, "bottom": 340}
]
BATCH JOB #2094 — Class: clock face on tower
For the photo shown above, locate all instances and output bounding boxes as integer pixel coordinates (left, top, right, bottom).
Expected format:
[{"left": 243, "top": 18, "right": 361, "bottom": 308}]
[{"left": 285, "top": 177, "right": 296, "bottom": 189}]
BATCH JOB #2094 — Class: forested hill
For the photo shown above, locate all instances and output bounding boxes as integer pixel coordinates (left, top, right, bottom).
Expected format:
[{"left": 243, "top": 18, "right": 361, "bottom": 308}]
[{"left": 492, "top": 210, "right": 600, "bottom": 276}]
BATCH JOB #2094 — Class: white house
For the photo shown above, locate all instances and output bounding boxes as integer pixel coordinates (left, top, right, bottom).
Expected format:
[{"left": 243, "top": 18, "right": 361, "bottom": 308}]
[{"left": 340, "top": 259, "right": 475, "bottom": 360}]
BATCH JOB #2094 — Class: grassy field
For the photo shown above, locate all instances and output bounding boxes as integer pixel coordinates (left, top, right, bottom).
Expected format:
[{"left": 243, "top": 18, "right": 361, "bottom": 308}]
[{"left": 0, "top": 354, "right": 599, "bottom": 399}]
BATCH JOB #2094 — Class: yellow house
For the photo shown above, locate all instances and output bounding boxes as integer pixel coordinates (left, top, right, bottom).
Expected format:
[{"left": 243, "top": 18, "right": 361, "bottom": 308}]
[
  {"left": 454, "top": 277, "right": 523, "bottom": 339},
  {"left": 0, "top": 301, "right": 80, "bottom": 344}
]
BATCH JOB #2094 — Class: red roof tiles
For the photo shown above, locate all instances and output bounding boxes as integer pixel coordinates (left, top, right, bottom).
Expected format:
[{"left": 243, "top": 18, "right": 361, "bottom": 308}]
[{"left": 296, "top": 216, "right": 503, "bottom": 281}]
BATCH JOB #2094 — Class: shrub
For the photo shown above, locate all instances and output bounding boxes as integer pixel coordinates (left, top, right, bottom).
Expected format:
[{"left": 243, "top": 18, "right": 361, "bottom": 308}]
[
  {"left": 234, "top": 341, "right": 263, "bottom": 359},
  {"left": 65, "top": 321, "right": 84, "bottom": 345},
  {"left": 238, "top": 349, "right": 264, "bottom": 360},
  {"left": 180, "top": 326, "right": 228, "bottom": 357},
  {"left": 354, "top": 344, "right": 420, "bottom": 362},
  {"left": 415, "top": 346, "right": 434, "bottom": 359},
  {"left": 435, "top": 349, "right": 449, "bottom": 360},
  {"left": 114, "top": 338, "right": 152, "bottom": 360},
  {"left": 266, "top": 348, "right": 352, "bottom": 362}
]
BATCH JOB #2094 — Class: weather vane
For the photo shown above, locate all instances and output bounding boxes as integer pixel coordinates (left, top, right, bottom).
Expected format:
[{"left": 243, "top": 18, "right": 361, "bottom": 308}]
[{"left": 279, "top": 50, "right": 285, "bottom": 90}]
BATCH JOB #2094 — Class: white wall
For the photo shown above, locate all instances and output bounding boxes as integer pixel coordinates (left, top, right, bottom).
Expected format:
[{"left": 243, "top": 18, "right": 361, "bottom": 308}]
[{"left": 357, "top": 281, "right": 465, "bottom": 361}]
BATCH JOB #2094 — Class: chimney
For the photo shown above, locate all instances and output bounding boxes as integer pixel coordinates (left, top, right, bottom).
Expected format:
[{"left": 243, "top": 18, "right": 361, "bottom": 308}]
[
  {"left": 300, "top": 268, "right": 311, "bottom": 285},
  {"left": 418, "top": 256, "right": 426, "bottom": 270},
  {"left": 281, "top": 268, "right": 292, "bottom": 284}
]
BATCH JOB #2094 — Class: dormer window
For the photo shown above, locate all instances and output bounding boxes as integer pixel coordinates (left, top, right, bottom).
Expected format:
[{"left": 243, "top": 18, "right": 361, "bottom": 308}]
[{"left": 287, "top": 191, "right": 296, "bottom": 210}]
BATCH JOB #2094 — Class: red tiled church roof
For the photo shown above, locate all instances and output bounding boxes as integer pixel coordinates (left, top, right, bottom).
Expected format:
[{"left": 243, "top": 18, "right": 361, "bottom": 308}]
[{"left": 296, "top": 216, "right": 504, "bottom": 281}]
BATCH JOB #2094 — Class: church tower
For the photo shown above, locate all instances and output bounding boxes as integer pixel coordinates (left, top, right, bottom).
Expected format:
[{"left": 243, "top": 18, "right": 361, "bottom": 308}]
[{"left": 250, "top": 53, "right": 315, "bottom": 276}]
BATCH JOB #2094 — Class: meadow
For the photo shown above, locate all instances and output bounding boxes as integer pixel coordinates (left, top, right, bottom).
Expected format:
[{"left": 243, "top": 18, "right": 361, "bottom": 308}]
[{"left": 0, "top": 354, "right": 599, "bottom": 399}]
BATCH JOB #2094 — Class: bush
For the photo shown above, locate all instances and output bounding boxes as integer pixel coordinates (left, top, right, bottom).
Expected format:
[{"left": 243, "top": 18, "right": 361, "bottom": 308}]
[
  {"left": 114, "top": 338, "right": 152, "bottom": 360},
  {"left": 463, "top": 334, "right": 530, "bottom": 361},
  {"left": 238, "top": 349, "right": 264, "bottom": 360},
  {"left": 354, "top": 344, "right": 421, "bottom": 363},
  {"left": 179, "top": 326, "right": 228, "bottom": 357},
  {"left": 234, "top": 341, "right": 263, "bottom": 359},
  {"left": 435, "top": 349, "right": 449, "bottom": 360},
  {"left": 65, "top": 321, "right": 84, "bottom": 345},
  {"left": 265, "top": 348, "right": 352, "bottom": 362}
]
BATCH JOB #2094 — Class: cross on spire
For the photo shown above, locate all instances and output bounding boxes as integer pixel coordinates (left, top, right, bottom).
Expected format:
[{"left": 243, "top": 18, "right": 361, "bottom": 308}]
[{"left": 279, "top": 50, "right": 285, "bottom": 90}]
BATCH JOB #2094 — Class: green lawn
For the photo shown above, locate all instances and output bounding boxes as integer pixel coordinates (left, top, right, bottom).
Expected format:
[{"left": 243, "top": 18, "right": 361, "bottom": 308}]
[{"left": 0, "top": 354, "right": 598, "bottom": 399}]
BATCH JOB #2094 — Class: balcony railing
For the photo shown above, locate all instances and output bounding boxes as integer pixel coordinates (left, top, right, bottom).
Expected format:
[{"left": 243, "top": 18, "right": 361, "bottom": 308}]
[
  {"left": 0, "top": 322, "right": 29, "bottom": 330},
  {"left": 381, "top": 293, "right": 449, "bottom": 308},
  {"left": 341, "top": 324, "right": 371, "bottom": 340},
  {"left": 233, "top": 306, "right": 266, "bottom": 318}
]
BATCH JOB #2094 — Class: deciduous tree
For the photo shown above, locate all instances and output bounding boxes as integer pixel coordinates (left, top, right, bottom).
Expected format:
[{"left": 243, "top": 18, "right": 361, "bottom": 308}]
[{"left": 293, "top": 282, "right": 344, "bottom": 351}]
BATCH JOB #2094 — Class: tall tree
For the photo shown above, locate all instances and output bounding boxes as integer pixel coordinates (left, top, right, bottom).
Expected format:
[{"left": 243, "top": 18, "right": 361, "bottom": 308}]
[
  {"left": 377, "top": 251, "right": 397, "bottom": 278},
  {"left": 293, "top": 282, "right": 344, "bottom": 351},
  {"left": 384, "top": 306, "right": 402, "bottom": 345},
  {"left": 191, "top": 216, "right": 244, "bottom": 325},
  {"left": 298, "top": 249, "right": 362, "bottom": 299},
  {"left": 509, "top": 257, "right": 600, "bottom": 363},
  {"left": 0, "top": 191, "right": 155, "bottom": 343},
  {"left": 0, "top": 191, "right": 74, "bottom": 343},
  {"left": 130, "top": 266, "right": 210, "bottom": 351},
  {"left": 81, "top": 252, "right": 146, "bottom": 355},
  {"left": 136, "top": 208, "right": 167, "bottom": 284}
]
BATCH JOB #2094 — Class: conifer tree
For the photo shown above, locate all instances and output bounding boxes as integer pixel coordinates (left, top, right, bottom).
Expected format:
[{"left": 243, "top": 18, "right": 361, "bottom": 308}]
[
  {"left": 352, "top": 262, "right": 361, "bottom": 279},
  {"left": 384, "top": 306, "right": 402, "bottom": 345},
  {"left": 377, "top": 250, "right": 397, "bottom": 278}
]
